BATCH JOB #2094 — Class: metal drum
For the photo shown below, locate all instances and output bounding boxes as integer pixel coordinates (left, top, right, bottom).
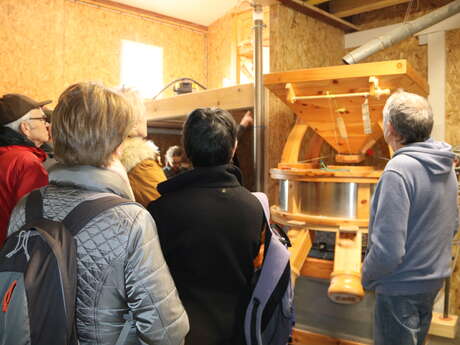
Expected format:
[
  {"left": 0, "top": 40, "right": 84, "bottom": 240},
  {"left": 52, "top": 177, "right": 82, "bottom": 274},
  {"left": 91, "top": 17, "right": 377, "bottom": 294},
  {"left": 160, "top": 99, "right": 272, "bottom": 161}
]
[
  {"left": 279, "top": 180, "right": 374, "bottom": 219},
  {"left": 279, "top": 179, "right": 375, "bottom": 305}
]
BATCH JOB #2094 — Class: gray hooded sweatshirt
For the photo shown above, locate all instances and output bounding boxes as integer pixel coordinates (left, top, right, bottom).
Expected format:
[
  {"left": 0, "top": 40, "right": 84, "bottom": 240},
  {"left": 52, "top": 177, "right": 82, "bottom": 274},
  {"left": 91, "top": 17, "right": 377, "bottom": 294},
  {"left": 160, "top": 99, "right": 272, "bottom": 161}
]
[{"left": 362, "top": 138, "right": 458, "bottom": 295}]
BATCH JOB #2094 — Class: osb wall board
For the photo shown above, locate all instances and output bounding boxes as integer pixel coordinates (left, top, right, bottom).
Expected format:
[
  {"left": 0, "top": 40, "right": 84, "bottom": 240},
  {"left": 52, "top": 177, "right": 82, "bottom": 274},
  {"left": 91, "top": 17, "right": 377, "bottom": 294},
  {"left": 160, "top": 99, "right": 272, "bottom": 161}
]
[
  {"left": 236, "top": 8, "right": 270, "bottom": 44},
  {"left": 207, "top": 8, "right": 270, "bottom": 90},
  {"left": 267, "top": 3, "right": 344, "bottom": 203},
  {"left": 62, "top": 1, "right": 207, "bottom": 98},
  {"left": 0, "top": 0, "right": 207, "bottom": 104},
  {"left": 0, "top": 0, "right": 66, "bottom": 105},
  {"left": 446, "top": 28, "right": 460, "bottom": 317},
  {"left": 351, "top": 0, "right": 453, "bottom": 30},
  {"left": 446, "top": 29, "right": 460, "bottom": 147},
  {"left": 207, "top": 12, "right": 234, "bottom": 90}
]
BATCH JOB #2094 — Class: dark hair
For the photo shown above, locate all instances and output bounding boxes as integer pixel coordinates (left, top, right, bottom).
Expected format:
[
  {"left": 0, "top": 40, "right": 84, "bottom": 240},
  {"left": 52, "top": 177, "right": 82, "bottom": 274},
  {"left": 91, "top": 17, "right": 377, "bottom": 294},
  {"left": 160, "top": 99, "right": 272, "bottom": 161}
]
[{"left": 183, "top": 107, "right": 237, "bottom": 167}]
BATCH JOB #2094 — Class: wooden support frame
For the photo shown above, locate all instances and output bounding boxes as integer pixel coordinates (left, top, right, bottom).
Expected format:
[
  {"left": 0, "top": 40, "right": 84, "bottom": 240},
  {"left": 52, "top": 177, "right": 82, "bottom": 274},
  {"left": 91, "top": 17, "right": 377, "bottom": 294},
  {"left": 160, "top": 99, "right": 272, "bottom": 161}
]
[
  {"left": 265, "top": 60, "right": 428, "bottom": 96},
  {"left": 288, "top": 228, "right": 313, "bottom": 281},
  {"left": 291, "top": 328, "right": 368, "bottom": 345},
  {"left": 330, "top": 0, "right": 411, "bottom": 18},
  {"left": 266, "top": 60, "right": 427, "bottom": 156},
  {"left": 144, "top": 84, "right": 254, "bottom": 121},
  {"left": 271, "top": 206, "right": 370, "bottom": 227},
  {"left": 328, "top": 226, "right": 365, "bottom": 304},
  {"left": 278, "top": 0, "right": 359, "bottom": 32},
  {"left": 429, "top": 312, "right": 459, "bottom": 339},
  {"left": 305, "top": 0, "right": 330, "bottom": 5},
  {"left": 280, "top": 117, "right": 310, "bottom": 163},
  {"left": 301, "top": 257, "right": 334, "bottom": 279}
]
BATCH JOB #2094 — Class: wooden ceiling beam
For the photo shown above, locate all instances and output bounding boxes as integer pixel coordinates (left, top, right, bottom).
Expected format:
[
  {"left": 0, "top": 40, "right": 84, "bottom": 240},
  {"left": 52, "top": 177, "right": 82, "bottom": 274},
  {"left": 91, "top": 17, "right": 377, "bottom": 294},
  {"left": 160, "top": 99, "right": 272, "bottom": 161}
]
[
  {"left": 330, "top": 0, "right": 411, "bottom": 18},
  {"left": 278, "top": 0, "right": 359, "bottom": 32},
  {"left": 305, "top": 0, "right": 331, "bottom": 5}
]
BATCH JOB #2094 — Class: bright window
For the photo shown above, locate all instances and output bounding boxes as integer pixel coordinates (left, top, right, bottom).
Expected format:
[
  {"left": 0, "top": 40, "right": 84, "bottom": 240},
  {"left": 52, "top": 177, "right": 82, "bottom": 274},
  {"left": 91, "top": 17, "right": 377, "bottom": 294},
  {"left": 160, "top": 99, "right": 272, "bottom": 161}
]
[{"left": 120, "top": 40, "right": 163, "bottom": 98}]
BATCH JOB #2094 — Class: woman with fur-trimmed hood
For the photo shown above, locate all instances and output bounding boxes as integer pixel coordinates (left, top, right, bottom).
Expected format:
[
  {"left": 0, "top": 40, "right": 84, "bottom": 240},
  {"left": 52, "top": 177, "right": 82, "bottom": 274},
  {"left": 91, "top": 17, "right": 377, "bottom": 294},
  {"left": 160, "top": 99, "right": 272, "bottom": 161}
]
[
  {"left": 121, "top": 136, "right": 166, "bottom": 207},
  {"left": 119, "top": 88, "right": 166, "bottom": 207}
]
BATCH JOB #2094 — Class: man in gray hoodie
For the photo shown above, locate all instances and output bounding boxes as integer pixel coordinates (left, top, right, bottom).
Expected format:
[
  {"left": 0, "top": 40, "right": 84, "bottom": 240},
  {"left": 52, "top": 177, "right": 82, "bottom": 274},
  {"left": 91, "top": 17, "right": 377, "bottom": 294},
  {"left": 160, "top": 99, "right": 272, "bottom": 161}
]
[{"left": 362, "top": 91, "right": 458, "bottom": 345}]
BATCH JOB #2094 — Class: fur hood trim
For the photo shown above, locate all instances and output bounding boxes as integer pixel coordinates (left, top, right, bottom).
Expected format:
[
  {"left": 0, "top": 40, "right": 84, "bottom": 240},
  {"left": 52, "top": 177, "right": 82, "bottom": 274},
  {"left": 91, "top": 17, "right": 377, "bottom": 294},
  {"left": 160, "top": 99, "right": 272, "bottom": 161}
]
[{"left": 121, "top": 137, "right": 161, "bottom": 172}]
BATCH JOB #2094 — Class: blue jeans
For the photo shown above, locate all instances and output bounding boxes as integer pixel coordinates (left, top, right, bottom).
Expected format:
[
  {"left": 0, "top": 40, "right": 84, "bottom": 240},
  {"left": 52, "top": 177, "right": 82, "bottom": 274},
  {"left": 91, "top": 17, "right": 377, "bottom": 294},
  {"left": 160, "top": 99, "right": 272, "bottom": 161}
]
[{"left": 374, "top": 291, "right": 439, "bottom": 345}]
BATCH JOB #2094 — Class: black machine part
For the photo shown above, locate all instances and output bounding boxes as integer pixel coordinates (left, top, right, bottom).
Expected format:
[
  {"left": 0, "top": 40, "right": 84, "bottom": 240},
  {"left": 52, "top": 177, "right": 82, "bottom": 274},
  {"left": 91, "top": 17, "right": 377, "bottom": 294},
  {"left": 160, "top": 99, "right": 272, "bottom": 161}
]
[{"left": 152, "top": 77, "right": 207, "bottom": 100}]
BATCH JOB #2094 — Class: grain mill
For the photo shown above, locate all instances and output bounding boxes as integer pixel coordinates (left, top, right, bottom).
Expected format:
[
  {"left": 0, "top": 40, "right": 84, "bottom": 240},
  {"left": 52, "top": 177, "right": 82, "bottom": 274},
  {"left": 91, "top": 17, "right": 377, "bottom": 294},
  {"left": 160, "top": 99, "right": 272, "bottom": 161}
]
[{"left": 264, "top": 59, "right": 428, "bottom": 343}]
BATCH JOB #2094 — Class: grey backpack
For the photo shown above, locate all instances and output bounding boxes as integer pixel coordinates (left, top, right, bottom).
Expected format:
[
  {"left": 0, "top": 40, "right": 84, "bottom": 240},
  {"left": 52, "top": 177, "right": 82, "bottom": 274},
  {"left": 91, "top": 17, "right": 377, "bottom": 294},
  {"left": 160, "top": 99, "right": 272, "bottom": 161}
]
[
  {"left": 244, "top": 192, "right": 295, "bottom": 345},
  {"left": 0, "top": 189, "right": 133, "bottom": 345}
]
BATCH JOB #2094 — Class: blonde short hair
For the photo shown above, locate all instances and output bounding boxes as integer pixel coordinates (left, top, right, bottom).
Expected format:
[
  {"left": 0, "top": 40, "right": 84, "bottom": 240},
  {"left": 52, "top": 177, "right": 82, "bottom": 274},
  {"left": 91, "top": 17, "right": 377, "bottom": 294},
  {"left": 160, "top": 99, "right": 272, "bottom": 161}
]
[
  {"left": 118, "top": 87, "right": 147, "bottom": 138},
  {"left": 52, "top": 82, "right": 135, "bottom": 167}
]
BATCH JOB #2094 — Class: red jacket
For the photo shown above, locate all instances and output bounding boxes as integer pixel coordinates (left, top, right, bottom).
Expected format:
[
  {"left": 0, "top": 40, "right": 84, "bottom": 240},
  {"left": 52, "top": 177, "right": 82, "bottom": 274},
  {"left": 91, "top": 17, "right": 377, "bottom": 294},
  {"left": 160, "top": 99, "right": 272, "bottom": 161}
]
[{"left": 0, "top": 145, "right": 48, "bottom": 247}]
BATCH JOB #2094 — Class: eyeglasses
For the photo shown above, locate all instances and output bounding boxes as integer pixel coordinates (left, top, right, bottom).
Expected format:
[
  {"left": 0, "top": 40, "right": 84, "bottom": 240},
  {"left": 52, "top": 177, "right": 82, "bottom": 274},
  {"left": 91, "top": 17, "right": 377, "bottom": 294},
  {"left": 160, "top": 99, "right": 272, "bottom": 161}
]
[{"left": 29, "top": 117, "right": 49, "bottom": 124}]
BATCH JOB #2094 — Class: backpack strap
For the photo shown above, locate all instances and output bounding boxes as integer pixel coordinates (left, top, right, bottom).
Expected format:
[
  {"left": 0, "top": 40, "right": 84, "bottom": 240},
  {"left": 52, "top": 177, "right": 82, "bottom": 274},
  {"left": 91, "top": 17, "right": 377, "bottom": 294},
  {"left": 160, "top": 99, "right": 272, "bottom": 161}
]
[
  {"left": 115, "top": 311, "right": 134, "bottom": 345},
  {"left": 26, "top": 192, "right": 133, "bottom": 236},
  {"left": 62, "top": 195, "right": 133, "bottom": 236},
  {"left": 252, "top": 192, "right": 270, "bottom": 224},
  {"left": 25, "top": 189, "right": 44, "bottom": 223},
  {"left": 246, "top": 192, "right": 292, "bottom": 345}
]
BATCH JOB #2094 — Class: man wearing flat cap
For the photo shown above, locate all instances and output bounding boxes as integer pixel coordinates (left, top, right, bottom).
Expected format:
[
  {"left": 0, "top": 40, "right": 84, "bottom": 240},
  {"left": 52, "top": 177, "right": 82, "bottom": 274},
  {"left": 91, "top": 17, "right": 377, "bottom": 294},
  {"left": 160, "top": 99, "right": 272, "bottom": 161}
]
[{"left": 0, "top": 94, "right": 51, "bottom": 247}]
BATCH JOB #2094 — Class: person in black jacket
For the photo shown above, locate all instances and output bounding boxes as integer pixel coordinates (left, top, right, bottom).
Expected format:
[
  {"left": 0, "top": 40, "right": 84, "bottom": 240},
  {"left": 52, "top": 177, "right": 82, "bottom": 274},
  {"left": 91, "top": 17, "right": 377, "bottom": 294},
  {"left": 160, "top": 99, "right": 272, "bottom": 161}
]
[{"left": 148, "top": 107, "right": 265, "bottom": 345}]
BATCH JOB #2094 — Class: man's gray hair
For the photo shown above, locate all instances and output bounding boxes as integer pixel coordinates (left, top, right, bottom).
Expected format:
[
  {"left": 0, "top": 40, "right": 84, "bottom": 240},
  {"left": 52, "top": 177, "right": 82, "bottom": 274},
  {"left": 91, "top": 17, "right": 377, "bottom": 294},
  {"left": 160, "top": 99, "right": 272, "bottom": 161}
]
[
  {"left": 383, "top": 90, "right": 433, "bottom": 144},
  {"left": 3, "top": 110, "right": 33, "bottom": 133}
]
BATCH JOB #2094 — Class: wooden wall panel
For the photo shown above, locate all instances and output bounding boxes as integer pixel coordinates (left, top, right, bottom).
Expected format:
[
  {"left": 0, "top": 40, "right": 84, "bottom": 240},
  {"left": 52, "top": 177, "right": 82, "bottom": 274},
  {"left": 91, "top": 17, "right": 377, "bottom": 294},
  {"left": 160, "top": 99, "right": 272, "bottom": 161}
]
[
  {"left": 207, "top": 12, "right": 234, "bottom": 89},
  {"left": 446, "top": 28, "right": 460, "bottom": 318},
  {"left": 267, "top": 3, "right": 345, "bottom": 202},
  {"left": 236, "top": 8, "right": 270, "bottom": 44},
  {"left": 446, "top": 29, "right": 460, "bottom": 147},
  {"left": 207, "top": 8, "right": 270, "bottom": 89},
  {"left": 0, "top": 0, "right": 65, "bottom": 105},
  {"left": 62, "top": 1, "right": 122, "bottom": 89},
  {"left": 0, "top": 0, "right": 207, "bottom": 105},
  {"left": 351, "top": 0, "right": 453, "bottom": 30}
]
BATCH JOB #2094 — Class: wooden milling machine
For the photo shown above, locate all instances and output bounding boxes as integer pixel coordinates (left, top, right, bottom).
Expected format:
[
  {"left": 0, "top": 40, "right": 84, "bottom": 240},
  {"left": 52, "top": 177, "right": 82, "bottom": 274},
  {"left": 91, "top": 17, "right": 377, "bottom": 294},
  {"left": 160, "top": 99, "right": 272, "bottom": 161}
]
[{"left": 264, "top": 59, "right": 429, "bottom": 344}]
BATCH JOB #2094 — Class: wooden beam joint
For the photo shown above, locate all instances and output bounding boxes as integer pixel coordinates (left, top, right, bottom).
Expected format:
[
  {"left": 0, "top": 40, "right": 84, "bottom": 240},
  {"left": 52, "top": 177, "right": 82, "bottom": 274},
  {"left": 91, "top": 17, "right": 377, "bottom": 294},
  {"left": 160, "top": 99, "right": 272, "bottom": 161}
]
[
  {"left": 278, "top": 0, "right": 359, "bottom": 32},
  {"left": 330, "top": 0, "right": 411, "bottom": 18}
]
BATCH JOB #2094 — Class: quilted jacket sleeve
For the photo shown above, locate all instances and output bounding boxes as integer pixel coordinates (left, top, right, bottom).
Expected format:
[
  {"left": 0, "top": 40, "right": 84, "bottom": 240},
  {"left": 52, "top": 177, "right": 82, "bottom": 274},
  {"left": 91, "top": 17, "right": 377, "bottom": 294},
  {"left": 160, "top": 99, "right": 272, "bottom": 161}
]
[{"left": 125, "top": 208, "right": 189, "bottom": 345}]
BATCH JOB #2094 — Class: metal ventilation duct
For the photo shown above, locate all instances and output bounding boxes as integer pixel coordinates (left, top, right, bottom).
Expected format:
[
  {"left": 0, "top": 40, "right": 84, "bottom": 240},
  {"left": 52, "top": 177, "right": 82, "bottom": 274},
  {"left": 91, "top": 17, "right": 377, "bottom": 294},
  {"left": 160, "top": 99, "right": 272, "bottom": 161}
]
[{"left": 343, "top": 0, "right": 460, "bottom": 64}]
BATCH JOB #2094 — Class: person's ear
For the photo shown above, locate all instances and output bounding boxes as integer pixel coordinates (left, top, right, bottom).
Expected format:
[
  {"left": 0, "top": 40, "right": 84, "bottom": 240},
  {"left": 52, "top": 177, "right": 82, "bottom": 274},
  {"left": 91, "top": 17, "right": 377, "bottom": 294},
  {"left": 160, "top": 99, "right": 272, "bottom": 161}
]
[
  {"left": 113, "top": 142, "right": 125, "bottom": 159},
  {"left": 19, "top": 121, "right": 31, "bottom": 137},
  {"left": 388, "top": 123, "right": 403, "bottom": 143}
]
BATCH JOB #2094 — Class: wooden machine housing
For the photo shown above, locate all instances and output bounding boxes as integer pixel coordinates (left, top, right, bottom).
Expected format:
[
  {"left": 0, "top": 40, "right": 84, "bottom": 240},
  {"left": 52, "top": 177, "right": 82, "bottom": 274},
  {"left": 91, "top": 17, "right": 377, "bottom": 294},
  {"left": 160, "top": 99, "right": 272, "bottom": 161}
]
[{"left": 264, "top": 59, "right": 429, "bottom": 344}]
